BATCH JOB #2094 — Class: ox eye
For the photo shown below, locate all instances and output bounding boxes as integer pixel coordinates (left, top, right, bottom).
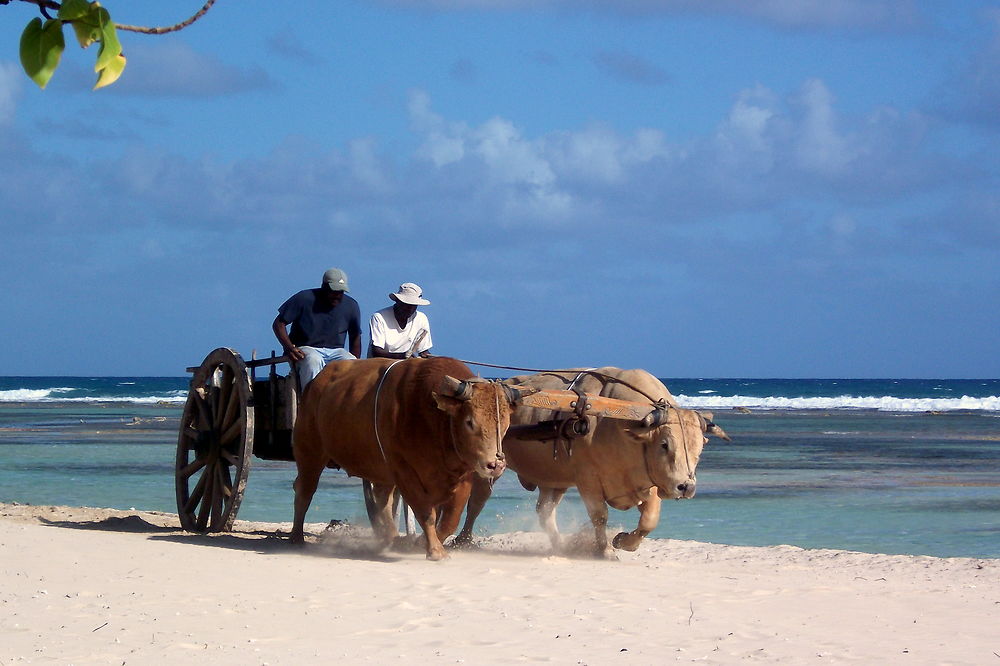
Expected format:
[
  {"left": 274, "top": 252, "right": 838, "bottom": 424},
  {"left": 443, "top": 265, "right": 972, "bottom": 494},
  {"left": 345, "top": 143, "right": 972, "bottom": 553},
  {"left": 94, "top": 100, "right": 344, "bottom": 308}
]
[
  {"left": 660, "top": 440, "right": 669, "bottom": 451},
  {"left": 465, "top": 417, "right": 475, "bottom": 431}
]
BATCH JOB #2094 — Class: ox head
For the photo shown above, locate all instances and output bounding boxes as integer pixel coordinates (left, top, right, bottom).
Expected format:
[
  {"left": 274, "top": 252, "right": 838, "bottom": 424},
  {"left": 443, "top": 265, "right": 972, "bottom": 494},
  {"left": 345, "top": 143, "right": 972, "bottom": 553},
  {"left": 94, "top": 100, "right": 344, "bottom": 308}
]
[
  {"left": 432, "top": 376, "right": 538, "bottom": 480},
  {"left": 629, "top": 407, "right": 731, "bottom": 500}
]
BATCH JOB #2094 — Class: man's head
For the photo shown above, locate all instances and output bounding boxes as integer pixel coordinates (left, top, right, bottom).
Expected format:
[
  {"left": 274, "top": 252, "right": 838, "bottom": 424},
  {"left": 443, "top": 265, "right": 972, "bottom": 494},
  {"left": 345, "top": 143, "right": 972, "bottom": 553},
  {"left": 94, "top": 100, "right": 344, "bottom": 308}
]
[
  {"left": 321, "top": 268, "right": 349, "bottom": 306},
  {"left": 389, "top": 283, "right": 429, "bottom": 306},
  {"left": 389, "top": 283, "right": 429, "bottom": 320}
]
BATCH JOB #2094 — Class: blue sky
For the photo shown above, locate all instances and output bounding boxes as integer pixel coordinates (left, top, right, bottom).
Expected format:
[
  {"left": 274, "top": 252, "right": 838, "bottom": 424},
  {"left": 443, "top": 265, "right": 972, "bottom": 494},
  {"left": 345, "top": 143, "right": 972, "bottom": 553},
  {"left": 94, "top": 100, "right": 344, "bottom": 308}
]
[{"left": 1, "top": 0, "right": 998, "bottom": 377}]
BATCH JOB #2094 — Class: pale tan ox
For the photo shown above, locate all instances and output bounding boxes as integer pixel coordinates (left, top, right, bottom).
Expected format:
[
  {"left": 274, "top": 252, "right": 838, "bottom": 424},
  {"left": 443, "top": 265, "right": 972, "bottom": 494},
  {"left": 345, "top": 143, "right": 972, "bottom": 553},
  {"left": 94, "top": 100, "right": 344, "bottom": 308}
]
[
  {"left": 290, "top": 356, "right": 534, "bottom": 560},
  {"left": 452, "top": 368, "right": 730, "bottom": 557}
]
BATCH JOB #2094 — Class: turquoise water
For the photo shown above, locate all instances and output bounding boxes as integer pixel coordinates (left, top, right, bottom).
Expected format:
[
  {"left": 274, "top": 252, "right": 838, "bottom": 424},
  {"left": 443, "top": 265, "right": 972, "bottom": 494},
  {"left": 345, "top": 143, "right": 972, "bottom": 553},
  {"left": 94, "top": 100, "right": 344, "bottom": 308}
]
[{"left": 1, "top": 377, "right": 998, "bottom": 558}]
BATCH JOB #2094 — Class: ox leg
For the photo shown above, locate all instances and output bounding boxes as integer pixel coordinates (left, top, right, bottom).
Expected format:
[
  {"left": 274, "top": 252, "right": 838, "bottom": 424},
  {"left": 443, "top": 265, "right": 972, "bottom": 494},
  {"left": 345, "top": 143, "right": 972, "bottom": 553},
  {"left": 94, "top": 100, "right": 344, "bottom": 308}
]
[
  {"left": 453, "top": 475, "right": 493, "bottom": 546},
  {"left": 368, "top": 483, "right": 398, "bottom": 551},
  {"left": 435, "top": 473, "right": 473, "bottom": 543},
  {"left": 291, "top": 463, "right": 323, "bottom": 545},
  {"left": 536, "top": 486, "right": 568, "bottom": 550},
  {"left": 612, "top": 488, "right": 661, "bottom": 552},
  {"left": 577, "top": 483, "right": 614, "bottom": 559},
  {"left": 413, "top": 506, "right": 449, "bottom": 561}
]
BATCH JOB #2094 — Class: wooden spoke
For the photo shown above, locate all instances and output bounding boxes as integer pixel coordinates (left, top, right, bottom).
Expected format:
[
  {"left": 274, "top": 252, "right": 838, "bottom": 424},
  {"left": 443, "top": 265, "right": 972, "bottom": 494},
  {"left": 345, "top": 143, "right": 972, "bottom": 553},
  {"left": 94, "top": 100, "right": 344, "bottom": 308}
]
[
  {"left": 178, "top": 457, "right": 207, "bottom": 480},
  {"left": 210, "top": 463, "right": 225, "bottom": 528},
  {"left": 196, "top": 464, "right": 215, "bottom": 530},
  {"left": 220, "top": 418, "right": 243, "bottom": 448},
  {"left": 193, "top": 387, "right": 213, "bottom": 431},
  {"left": 219, "top": 382, "right": 240, "bottom": 436},
  {"left": 185, "top": 467, "right": 209, "bottom": 515},
  {"left": 220, "top": 464, "right": 233, "bottom": 499}
]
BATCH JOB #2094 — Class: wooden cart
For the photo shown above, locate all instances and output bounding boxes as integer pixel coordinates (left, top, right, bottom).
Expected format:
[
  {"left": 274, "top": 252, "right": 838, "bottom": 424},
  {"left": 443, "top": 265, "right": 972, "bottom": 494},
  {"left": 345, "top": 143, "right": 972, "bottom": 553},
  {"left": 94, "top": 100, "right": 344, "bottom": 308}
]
[{"left": 174, "top": 348, "right": 667, "bottom": 533}]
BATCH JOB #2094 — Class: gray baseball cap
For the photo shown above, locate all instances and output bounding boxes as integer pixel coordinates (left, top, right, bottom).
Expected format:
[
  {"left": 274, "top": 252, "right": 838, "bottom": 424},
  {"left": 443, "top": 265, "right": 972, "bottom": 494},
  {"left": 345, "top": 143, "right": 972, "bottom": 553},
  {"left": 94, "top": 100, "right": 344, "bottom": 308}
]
[{"left": 322, "top": 267, "right": 349, "bottom": 292}]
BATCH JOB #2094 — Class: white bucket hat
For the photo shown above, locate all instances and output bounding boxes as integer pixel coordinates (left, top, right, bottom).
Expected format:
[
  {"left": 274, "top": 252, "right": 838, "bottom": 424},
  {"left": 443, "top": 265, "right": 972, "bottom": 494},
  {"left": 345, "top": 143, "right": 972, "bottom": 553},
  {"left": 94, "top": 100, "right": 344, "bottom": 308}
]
[{"left": 389, "top": 282, "right": 430, "bottom": 306}]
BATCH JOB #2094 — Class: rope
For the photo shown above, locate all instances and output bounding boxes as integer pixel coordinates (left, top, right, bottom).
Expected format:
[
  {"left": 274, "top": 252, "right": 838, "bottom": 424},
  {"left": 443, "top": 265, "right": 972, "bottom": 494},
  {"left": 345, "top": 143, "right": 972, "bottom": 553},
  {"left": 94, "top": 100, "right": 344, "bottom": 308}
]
[
  {"left": 456, "top": 359, "right": 664, "bottom": 407},
  {"left": 373, "top": 359, "right": 407, "bottom": 462}
]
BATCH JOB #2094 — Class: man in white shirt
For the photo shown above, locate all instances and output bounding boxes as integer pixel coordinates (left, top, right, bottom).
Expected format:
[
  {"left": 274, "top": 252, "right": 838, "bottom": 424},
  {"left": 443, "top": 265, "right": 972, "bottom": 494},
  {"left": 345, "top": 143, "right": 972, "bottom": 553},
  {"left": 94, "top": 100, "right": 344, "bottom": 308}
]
[{"left": 368, "top": 282, "right": 433, "bottom": 359}]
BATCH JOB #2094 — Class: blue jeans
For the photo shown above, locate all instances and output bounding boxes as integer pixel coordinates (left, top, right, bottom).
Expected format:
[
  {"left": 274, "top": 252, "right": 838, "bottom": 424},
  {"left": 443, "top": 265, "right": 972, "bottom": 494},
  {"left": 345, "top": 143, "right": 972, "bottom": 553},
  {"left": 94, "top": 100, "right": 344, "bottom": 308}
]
[{"left": 295, "top": 346, "right": 356, "bottom": 389}]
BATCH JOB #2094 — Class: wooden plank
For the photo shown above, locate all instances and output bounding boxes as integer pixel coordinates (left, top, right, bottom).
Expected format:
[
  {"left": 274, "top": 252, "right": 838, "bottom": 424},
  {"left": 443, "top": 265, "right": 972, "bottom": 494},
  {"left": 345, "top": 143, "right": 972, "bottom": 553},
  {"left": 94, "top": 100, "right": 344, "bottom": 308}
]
[
  {"left": 519, "top": 389, "right": 652, "bottom": 422},
  {"left": 186, "top": 354, "right": 293, "bottom": 374}
]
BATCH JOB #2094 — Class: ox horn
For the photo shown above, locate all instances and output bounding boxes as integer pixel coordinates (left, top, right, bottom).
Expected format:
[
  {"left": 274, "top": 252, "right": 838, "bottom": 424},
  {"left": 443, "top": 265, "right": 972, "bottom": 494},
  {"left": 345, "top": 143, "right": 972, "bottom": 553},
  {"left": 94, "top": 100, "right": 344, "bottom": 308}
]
[
  {"left": 440, "top": 375, "right": 474, "bottom": 401},
  {"left": 639, "top": 402, "right": 669, "bottom": 428},
  {"left": 500, "top": 382, "right": 540, "bottom": 404},
  {"left": 705, "top": 420, "right": 732, "bottom": 442},
  {"left": 696, "top": 410, "right": 732, "bottom": 441}
]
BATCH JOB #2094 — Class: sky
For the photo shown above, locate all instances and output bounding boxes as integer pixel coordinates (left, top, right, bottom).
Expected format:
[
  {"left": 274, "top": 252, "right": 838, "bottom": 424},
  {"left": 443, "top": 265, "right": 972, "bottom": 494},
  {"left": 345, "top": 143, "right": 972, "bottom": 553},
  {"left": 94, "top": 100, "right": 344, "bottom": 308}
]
[{"left": 1, "top": 0, "right": 998, "bottom": 378}]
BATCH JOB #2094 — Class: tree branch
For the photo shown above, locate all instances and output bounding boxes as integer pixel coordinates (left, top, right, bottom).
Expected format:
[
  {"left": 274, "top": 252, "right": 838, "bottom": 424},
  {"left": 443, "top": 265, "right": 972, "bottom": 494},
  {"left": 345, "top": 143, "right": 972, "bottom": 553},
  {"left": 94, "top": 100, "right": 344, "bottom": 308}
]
[
  {"left": 114, "top": 0, "right": 217, "bottom": 35},
  {"left": 7, "top": 0, "right": 218, "bottom": 35},
  {"left": 8, "top": 0, "right": 61, "bottom": 14}
]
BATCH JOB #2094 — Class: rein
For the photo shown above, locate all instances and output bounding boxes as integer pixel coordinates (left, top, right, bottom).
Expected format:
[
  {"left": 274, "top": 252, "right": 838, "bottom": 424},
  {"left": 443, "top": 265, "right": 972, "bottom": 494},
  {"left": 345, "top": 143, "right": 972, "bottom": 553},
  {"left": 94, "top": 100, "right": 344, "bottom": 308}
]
[
  {"left": 456, "top": 359, "right": 664, "bottom": 407},
  {"left": 373, "top": 358, "right": 407, "bottom": 462}
]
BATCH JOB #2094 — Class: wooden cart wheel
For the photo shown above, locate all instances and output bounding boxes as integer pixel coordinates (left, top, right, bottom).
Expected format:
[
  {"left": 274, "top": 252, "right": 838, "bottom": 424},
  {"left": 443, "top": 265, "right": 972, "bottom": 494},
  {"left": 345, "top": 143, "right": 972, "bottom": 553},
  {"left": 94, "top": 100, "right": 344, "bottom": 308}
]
[{"left": 175, "top": 348, "right": 254, "bottom": 532}]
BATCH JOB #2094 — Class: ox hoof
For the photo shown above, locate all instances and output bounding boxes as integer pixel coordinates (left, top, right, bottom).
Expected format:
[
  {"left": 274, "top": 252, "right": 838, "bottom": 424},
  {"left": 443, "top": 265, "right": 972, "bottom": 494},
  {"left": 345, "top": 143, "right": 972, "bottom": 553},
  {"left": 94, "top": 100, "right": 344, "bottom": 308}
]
[
  {"left": 390, "top": 534, "right": 424, "bottom": 553},
  {"left": 426, "top": 548, "right": 450, "bottom": 561},
  {"left": 450, "top": 533, "right": 476, "bottom": 549},
  {"left": 612, "top": 532, "right": 641, "bottom": 552}
]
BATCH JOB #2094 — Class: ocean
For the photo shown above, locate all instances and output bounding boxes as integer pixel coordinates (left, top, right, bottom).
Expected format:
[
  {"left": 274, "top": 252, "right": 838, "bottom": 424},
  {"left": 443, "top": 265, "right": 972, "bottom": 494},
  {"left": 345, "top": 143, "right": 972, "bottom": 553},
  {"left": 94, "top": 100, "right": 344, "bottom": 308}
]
[{"left": 1, "top": 375, "right": 998, "bottom": 559}]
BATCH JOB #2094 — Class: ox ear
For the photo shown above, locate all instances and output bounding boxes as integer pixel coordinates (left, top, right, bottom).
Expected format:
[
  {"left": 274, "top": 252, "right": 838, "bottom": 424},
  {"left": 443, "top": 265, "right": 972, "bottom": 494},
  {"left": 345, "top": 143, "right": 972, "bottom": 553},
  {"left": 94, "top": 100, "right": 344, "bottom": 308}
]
[{"left": 432, "top": 391, "right": 463, "bottom": 415}]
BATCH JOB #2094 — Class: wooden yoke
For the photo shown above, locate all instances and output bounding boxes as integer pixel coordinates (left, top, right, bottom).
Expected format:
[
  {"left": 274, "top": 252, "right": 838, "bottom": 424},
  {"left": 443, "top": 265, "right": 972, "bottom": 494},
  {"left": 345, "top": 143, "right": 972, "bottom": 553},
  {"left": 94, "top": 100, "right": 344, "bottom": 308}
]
[{"left": 514, "top": 388, "right": 654, "bottom": 422}]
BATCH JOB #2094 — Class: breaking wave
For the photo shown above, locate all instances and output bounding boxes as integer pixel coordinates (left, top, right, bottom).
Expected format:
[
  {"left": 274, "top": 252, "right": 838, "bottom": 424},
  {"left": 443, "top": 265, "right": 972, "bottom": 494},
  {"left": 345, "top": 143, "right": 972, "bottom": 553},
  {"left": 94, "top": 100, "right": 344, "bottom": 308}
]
[
  {"left": 0, "top": 388, "right": 186, "bottom": 404},
  {"left": 675, "top": 394, "right": 1000, "bottom": 412}
]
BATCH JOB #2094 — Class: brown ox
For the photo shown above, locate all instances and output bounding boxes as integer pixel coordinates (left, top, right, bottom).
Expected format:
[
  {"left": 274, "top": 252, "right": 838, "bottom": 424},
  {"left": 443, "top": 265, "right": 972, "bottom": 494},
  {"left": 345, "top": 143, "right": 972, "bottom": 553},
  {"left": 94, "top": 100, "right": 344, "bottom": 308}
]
[
  {"left": 290, "top": 356, "right": 532, "bottom": 560},
  {"left": 452, "top": 368, "right": 730, "bottom": 557}
]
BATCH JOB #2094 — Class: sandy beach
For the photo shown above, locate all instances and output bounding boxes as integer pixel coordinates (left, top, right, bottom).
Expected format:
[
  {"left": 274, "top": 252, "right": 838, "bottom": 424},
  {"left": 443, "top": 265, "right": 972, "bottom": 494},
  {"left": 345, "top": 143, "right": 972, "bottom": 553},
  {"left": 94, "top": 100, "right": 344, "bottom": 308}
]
[{"left": 1, "top": 503, "right": 997, "bottom": 664}]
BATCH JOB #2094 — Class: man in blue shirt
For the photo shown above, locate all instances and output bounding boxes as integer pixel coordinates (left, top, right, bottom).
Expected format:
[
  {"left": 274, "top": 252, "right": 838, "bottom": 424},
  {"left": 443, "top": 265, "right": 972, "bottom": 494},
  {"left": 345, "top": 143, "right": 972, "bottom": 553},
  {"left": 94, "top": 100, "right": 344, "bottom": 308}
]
[{"left": 272, "top": 267, "right": 362, "bottom": 389}]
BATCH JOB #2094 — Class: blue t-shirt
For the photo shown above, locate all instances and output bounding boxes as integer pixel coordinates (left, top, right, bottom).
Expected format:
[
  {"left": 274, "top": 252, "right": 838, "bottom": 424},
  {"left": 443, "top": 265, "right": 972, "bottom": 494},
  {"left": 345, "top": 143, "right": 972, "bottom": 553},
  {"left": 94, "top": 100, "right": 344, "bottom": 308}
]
[{"left": 278, "top": 289, "right": 361, "bottom": 349}]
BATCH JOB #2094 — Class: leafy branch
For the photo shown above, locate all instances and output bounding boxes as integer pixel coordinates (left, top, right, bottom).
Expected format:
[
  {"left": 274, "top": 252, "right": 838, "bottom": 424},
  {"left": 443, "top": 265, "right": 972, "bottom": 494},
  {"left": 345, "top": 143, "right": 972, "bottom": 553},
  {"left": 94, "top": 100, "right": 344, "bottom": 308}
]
[{"left": 7, "top": 0, "right": 217, "bottom": 89}]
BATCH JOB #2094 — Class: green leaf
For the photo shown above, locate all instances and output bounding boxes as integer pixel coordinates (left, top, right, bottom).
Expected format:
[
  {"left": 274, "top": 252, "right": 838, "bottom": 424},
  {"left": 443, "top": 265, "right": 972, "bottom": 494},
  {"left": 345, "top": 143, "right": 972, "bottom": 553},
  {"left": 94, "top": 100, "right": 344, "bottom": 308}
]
[
  {"left": 94, "top": 7, "right": 122, "bottom": 73},
  {"left": 20, "top": 18, "right": 65, "bottom": 89},
  {"left": 70, "top": 6, "right": 101, "bottom": 49},
  {"left": 57, "top": 0, "right": 92, "bottom": 21},
  {"left": 19, "top": 18, "right": 43, "bottom": 72},
  {"left": 94, "top": 52, "right": 126, "bottom": 90}
]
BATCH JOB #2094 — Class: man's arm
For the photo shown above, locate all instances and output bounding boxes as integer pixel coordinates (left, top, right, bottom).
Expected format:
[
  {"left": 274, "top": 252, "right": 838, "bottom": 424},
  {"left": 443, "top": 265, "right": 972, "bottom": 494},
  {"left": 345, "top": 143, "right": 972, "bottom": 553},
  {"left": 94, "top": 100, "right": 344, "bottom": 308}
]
[
  {"left": 272, "top": 315, "right": 306, "bottom": 361},
  {"left": 349, "top": 330, "right": 362, "bottom": 359},
  {"left": 370, "top": 344, "right": 407, "bottom": 359}
]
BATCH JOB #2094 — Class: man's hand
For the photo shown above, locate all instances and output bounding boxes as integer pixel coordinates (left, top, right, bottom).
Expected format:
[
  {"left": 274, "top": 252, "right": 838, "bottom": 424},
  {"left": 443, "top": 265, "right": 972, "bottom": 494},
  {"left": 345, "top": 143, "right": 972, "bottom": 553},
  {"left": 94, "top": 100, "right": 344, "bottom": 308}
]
[{"left": 286, "top": 346, "right": 307, "bottom": 361}]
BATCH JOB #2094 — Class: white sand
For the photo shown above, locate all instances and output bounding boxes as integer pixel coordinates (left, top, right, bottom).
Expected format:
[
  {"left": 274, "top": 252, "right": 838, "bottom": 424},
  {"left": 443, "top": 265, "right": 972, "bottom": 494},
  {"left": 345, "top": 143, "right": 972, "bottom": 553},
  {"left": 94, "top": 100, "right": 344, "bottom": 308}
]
[{"left": 1, "top": 502, "right": 997, "bottom": 664}]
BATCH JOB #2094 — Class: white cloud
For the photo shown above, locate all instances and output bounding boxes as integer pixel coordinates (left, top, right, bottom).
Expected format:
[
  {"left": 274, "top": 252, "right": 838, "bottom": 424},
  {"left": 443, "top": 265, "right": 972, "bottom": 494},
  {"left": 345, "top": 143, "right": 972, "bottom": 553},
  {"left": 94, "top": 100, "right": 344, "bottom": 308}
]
[
  {"left": 714, "top": 85, "right": 778, "bottom": 172},
  {"left": 347, "top": 138, "right": 392, "bottom": 193},
  {"left": 791, "top": 78, "right": 854, "bottom": 175},
  {"left": 410, "top": 89, "right": 467, "bottom": 166},
  {"left": 1, "top": 81, "right": 950, "bottom": 249},
  {"left": 0, "top": 62, "right": 23, "bottom": 125},
  {"left": 110, "top": 41, "right": 275, "bottom": 97}
]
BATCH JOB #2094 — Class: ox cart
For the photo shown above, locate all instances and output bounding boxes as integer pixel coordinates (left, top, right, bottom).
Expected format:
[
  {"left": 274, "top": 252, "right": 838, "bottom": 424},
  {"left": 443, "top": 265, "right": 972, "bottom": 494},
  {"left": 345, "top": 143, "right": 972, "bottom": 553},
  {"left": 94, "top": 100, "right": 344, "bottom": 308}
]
[{"left": 175, "top": 347, "right": 670, "bottom": 533}]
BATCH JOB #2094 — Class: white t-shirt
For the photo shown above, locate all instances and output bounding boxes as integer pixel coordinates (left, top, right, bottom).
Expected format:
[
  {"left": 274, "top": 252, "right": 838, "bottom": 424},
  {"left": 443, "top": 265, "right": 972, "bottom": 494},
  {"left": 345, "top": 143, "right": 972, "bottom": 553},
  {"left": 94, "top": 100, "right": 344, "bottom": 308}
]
[{"left": 369, "top": 306, "right": 433, "bottom": 356}]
